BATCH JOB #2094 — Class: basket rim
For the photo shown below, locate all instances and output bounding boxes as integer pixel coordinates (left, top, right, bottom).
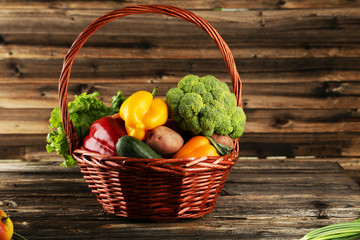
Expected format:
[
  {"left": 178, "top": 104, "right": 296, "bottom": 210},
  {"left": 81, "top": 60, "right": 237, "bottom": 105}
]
[{"left": 73, "top": 147, "right": 238, "bottom": 176}]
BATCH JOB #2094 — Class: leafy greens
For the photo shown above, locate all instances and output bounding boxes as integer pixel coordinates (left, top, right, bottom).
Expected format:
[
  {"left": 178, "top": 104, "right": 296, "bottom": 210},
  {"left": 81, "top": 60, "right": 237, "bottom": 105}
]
[
  {"left": 46, "top": 90, "right": 126, "bottom": 167},
  {"left": 300, "top": 218, "right": 360, "bottom": 240}
]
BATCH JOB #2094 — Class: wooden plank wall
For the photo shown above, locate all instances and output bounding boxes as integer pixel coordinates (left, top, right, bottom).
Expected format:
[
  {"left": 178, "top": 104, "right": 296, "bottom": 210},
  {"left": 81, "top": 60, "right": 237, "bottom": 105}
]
[{"left": 0, "top": 1, "right": 359, "bottom": 173}]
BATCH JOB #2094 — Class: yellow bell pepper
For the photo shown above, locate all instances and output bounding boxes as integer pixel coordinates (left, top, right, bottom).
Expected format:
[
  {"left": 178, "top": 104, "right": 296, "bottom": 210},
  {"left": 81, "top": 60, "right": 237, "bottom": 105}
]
[
  {"left": 174, "top": 136, "right": 219, "bottom": 158},
  {"left": 119, "top": 90, "right": 168, "bottom": 140}
]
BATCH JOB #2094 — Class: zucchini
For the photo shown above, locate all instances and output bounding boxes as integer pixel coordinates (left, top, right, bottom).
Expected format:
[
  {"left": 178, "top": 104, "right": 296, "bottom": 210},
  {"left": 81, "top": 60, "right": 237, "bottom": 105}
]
[{"left": 116, "top": 135, "right": 163, "bottom": 159}]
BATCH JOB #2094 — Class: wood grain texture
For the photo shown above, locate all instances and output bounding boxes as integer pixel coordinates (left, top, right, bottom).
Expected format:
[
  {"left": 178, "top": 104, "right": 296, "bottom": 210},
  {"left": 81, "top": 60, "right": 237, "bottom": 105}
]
[
  {"left": 1, "top": 9, "right": 359, "bottom": 47},
  {"left": 0, "top": 3, "right": 359, "bottom": 180},
  {"left": 0, "top": 159, "right": 359, "bottom": 239},
  {"left": 1, "top": 0, "right": 360, "bottom": 10}
]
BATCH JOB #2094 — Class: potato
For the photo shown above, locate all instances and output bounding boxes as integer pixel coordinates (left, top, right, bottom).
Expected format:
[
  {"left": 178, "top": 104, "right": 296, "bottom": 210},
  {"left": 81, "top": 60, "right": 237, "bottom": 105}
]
[
  {"left": 210, "top": 134, "right": 234, "bottom": 149},
  {"left": 145, "top": 126, "right": 184, "bottom": 156},
  {"left": 164, "top": 118, "right": 192, "bottom": 142}
]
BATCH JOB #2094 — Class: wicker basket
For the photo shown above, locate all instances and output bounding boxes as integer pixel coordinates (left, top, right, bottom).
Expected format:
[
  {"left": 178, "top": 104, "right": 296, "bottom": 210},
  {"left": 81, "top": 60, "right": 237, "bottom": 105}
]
[{"left": 59, "top": 5, "right": 243, "bottom": 221}]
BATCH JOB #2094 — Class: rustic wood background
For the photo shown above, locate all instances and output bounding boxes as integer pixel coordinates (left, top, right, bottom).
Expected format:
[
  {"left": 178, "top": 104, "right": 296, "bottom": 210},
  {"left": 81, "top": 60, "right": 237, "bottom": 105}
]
[
  {"left": 1, "top": 159, "right": 360, "bottom": 239},
  {"left": 0, "top": 1, "right": 359, "bottom": 180}
]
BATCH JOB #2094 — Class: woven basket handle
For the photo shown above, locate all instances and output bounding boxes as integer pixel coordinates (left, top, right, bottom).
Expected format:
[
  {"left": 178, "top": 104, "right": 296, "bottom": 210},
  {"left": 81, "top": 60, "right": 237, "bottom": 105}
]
[{"left": 59, "top": 5, "right": 243, "bottom": 154}]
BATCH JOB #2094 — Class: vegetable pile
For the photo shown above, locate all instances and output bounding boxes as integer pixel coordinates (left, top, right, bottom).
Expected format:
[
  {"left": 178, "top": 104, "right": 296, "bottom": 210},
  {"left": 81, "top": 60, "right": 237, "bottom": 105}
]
[{"left": 46, "top": 75, "right": 246, "bottom": 167}]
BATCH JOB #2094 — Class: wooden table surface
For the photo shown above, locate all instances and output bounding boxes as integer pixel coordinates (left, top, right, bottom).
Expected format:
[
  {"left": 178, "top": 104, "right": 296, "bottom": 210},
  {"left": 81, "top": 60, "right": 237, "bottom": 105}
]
[{"left": 1, "top": 158, "right": 359, "bottom": 240}]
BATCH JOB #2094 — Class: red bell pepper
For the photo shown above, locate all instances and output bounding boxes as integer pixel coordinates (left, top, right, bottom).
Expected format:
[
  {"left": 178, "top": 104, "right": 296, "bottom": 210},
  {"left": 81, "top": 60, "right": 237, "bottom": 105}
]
[{"left": 83, "top": 115, "right": 126, "bottom": 156}]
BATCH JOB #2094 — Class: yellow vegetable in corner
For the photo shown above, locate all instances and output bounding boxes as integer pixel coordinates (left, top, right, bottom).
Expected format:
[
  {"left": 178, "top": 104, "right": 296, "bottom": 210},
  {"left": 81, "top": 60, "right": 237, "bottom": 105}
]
[
  {"left": 174, "top": 136, "right": 219, "bottom": 158},
  {"left": 120, "top": 89, "right": 168, "bottom": 140},
  {"left": 0, "top": 209, "right": 13, "bottom": 240}
]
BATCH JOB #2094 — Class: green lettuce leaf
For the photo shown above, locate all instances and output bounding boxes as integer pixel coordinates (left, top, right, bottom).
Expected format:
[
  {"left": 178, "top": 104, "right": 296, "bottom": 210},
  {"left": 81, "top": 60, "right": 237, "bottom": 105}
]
[{"left": 46, "top": 91, "right": 125, "bottom": 167}]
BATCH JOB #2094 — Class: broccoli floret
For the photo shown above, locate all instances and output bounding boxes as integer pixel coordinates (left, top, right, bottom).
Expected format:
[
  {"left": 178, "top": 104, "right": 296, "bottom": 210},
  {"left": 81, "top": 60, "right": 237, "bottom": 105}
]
[
  {"left": 178, "top": 93, "right": 203, "bottom": 119},
  {"left": 216, "top": 116, "right": 233, "bottom": 136},
  {"left": 198, "top": 105, "right": 220, "bottom": 136},
  {"left": 165, "top": 88, "right": 184, "bottom": 112},
  {"left": 201, "top": 92, "right": 213, "bottom": 104},
  {"left": 229, "top": 107, "right": 246, "bottom": 139},
  {"left": 177, "top": 74, "right": 198, "bottom": 93},
  {"left": 199, "top": 75, "right": 220, "bottom": 91},
  {"left": 165, "top": 75, "right": 246, "bottom": 138},
  {"left": 180, "top": 116, "right": 202, "bottom": 134},
  {"left": 165, "top": 88, "right": 184, "bottom": 122}
]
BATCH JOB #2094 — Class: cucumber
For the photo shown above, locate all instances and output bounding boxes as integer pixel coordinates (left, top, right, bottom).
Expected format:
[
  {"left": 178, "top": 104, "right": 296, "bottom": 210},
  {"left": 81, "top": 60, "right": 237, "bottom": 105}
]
[{"left": 116, "top": 135, "right": 163, "bottom": 159}]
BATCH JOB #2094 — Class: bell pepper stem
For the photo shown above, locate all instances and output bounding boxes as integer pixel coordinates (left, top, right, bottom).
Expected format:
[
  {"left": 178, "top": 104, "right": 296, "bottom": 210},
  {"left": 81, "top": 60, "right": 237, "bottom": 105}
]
[{"left": 152, "top": 87, "right": 158, "bottom": 98}]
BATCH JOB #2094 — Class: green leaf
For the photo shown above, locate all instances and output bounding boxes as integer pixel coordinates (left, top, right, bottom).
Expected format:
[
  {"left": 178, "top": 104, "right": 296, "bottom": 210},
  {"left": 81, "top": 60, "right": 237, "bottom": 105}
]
[
  {"left": 110, "top": 90, "right": 127, "bottom": 112},
  {"left": 61, "top": 154, "right": 77, "bottom": 168},
  {"left": 300, "top": 220, "right": 360, "bottom": 240},
  {"left": 46, "top": 90, "right": 126, "bottom": 167},
  {"left": 206, "top": 136, "right": 232, "bottom": 156}
]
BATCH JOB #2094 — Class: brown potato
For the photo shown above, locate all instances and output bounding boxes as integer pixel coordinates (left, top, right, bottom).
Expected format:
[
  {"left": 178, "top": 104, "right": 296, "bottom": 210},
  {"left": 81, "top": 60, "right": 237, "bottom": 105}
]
[
  {"left": 164, "top": 118, "right": 192, "bottom": 142},
  {"left": 145, "top": 126, "right": 184, "bottom": 156},
  {"left": 210, "top": 134, "right": 234, "bottom": 149}
]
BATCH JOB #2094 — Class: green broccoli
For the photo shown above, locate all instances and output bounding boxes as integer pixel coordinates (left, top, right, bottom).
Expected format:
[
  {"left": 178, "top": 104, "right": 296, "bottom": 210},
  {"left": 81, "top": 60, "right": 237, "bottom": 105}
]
[{"left": 165, "top": 75, "right": 246, "bottom": 139}]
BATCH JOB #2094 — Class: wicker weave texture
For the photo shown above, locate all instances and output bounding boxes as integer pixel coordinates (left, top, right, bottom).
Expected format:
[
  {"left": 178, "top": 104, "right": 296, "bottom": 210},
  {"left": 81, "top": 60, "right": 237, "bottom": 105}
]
[
  {"left": 73, "top": 151, "right": 237, "bottom": 220},
  {"left": 59, "top": 5, "right": 243, "bottom": 221}
]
